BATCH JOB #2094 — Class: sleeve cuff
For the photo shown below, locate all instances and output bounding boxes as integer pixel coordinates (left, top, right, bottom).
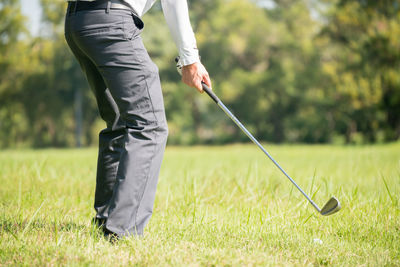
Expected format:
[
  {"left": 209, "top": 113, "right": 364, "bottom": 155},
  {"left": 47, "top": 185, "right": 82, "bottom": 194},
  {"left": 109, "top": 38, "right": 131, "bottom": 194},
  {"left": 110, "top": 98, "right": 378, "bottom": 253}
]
[{"left": 180, "top": 49, "right": 201, "bottom": 66}]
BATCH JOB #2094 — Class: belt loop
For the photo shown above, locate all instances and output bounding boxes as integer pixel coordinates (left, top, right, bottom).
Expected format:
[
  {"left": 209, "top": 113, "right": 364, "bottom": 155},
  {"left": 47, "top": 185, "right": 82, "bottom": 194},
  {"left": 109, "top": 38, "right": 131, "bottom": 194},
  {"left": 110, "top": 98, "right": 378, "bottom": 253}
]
[
  {"left": 106, "top": 1, "right": 111, "bottom": 13},
  {"left": 73, "top": 1, "right": 78, "bottom": 14}
]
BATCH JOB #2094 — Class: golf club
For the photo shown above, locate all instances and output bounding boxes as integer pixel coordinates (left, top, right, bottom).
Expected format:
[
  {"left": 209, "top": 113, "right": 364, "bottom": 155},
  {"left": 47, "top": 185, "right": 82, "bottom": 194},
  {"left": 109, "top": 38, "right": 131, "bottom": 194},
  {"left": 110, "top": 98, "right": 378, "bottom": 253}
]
[{"left": 176, "top": 57, "right": 341, "bottom": 216}]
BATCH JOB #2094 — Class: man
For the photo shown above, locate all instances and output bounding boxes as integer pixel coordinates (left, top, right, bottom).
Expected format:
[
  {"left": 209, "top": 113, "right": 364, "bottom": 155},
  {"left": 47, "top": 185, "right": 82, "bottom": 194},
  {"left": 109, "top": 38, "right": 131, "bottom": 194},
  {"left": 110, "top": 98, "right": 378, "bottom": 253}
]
[{"left": 64, "top": 0, "right": 211, "bottom": 238}]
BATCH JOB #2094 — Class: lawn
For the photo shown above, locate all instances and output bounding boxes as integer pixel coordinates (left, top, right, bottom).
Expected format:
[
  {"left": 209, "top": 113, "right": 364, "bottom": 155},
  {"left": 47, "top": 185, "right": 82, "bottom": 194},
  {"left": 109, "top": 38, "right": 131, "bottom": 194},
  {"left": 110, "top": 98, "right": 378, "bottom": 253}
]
[{"left": 0, "top": 143, "right": 399, "bottom": 266}]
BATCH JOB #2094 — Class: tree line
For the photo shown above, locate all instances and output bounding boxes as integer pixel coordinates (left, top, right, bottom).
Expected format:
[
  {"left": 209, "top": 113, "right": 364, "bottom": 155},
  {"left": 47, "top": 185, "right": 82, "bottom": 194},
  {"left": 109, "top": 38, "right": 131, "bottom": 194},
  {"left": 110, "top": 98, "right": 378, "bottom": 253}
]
[{"left": 0, "top": 0, "right": 399, "bottom": 148}]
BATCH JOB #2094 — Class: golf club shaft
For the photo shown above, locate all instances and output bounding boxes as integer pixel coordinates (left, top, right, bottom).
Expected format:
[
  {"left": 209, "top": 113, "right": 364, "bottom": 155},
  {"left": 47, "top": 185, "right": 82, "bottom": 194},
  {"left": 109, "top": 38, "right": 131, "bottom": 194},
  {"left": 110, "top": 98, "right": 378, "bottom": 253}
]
[{"left": 201, "top": 82, "right": 321, "bottom": 213}]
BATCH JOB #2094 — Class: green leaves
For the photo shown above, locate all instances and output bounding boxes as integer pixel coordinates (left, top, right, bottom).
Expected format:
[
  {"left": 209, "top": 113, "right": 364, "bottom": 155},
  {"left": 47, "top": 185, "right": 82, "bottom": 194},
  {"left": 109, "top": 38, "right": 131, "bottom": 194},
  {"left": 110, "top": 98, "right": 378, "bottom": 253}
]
[
  {"left": 321, "top": 0, "right": 400, "bottom": 142},
  {"left": 0, "top": 0, "right": 399, "bottom": 147}
]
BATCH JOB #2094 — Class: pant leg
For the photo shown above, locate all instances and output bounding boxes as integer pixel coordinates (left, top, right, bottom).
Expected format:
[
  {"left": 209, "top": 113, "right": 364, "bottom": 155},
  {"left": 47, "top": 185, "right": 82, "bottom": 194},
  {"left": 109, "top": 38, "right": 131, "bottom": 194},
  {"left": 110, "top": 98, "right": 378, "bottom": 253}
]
[
  {"left": 95, "top": 127, "right": 125, "bottom": 219},
  {"left": 65, "top": 9, "right": 168, "bottom": 236},
  {"left": 65, "top": 13, "right": 125, "bottom": 220}
]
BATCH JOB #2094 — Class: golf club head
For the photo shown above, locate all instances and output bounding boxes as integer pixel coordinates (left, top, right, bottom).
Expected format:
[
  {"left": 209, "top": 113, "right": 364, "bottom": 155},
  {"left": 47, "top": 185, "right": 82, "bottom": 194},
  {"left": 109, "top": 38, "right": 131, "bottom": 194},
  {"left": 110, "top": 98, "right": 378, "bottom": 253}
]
[{"left": 320, "top": 197, "right": 341, "bottom": 216}]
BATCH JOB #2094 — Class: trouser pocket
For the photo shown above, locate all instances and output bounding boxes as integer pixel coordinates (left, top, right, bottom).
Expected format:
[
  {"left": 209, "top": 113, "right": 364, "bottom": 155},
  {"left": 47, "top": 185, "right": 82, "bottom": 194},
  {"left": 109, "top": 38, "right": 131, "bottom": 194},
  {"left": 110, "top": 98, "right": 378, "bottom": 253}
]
[{"left": 123, "top": 12, "right": 144, "bottom": 40}]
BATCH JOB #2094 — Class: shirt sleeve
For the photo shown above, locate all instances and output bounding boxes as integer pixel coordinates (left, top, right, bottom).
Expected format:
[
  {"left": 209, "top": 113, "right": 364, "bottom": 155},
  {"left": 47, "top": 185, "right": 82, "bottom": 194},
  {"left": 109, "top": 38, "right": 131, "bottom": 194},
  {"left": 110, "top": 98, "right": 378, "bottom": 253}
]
[{"left": 161, "top": 0, "right": 200, "bottom": 66}]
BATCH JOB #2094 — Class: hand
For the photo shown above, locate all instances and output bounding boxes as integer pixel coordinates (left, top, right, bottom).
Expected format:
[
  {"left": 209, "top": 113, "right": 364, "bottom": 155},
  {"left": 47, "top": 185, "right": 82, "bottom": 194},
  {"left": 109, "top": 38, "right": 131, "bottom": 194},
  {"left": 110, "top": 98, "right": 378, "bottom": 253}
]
[{"left": 181, "top": 62, "right": 212, "bottom": 93}]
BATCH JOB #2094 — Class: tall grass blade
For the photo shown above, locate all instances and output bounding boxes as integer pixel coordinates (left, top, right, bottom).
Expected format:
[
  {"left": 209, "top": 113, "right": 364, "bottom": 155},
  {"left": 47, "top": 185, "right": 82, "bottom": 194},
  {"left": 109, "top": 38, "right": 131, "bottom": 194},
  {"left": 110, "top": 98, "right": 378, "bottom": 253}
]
[
  {"left": 309, "top": 169, "right": 316, "bottom": 196},
  {"left": 381, "top": 175, "right": 395, "bottom": 205},
  {"left": 22, "top": 200, "right": 45, "bottom": 236},
  {"left": 311, "top": 185, "right": 321, "bottom": 201},
  {"left": 303, "top": 214, "right": 313, "bottom": 224}
]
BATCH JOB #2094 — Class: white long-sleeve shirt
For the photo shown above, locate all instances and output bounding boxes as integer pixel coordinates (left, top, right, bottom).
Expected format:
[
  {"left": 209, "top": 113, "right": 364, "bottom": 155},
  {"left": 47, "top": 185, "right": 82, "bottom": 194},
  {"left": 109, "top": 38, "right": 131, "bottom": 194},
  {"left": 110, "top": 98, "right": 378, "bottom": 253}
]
[{"left": 68, "top": 0, "right": 200, "bottom": 65}]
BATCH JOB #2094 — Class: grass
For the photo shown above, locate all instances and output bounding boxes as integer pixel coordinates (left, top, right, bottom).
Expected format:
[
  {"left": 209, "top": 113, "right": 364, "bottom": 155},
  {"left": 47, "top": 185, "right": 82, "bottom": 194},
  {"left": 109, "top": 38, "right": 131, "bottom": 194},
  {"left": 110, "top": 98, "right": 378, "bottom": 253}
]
[{"left": 0, "top": 143, "right": 399, "bottom": 266}]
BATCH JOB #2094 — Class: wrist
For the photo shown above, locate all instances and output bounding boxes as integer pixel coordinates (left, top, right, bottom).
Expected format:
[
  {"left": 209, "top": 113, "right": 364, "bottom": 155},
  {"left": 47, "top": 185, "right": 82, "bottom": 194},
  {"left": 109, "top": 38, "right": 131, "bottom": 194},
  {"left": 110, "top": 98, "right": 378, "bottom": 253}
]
[
  {"left": 182, "top": 62, "right": 199, "bottom": 70},
  {"left": 180, "top": 54, "right": 200, "bottom": 66}
]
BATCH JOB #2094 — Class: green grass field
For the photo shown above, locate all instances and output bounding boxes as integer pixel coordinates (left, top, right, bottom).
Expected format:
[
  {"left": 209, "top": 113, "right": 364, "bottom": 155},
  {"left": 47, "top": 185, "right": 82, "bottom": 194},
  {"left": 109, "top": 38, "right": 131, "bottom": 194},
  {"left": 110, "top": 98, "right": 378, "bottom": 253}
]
[{"left": 0, "top": 143, "right": 399, "bottom": 266}]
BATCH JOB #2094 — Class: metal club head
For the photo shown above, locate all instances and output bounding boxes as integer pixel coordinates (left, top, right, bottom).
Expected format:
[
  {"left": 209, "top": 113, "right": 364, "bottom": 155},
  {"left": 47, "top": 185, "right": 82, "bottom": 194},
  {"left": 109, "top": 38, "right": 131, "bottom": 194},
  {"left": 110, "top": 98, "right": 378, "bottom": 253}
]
[{"left": 320, "top": 197, "right": 341, "bottom": 216}]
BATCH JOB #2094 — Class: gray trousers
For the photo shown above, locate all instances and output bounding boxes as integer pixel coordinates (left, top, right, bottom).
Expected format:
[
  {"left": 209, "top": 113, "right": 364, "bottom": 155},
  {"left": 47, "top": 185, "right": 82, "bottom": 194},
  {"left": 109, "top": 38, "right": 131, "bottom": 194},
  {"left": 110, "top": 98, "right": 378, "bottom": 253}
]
[{"left": 65, "top": 7, "right": 168, "bottom": 236}]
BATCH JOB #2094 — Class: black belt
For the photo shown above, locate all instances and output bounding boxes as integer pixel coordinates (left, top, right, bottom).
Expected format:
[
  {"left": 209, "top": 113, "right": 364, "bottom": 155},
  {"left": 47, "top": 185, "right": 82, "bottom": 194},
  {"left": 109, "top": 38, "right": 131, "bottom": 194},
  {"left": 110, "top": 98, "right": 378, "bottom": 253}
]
[{"left": 68, "top": 0, "right": 133, "bottom": 13}]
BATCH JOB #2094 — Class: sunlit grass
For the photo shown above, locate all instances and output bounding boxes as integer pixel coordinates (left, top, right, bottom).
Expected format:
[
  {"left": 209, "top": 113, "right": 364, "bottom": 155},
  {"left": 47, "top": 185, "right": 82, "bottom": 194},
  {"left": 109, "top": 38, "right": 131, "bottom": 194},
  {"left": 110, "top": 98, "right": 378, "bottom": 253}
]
[{"left": 0, "top": 143, "right": 399, "bottom": 266}]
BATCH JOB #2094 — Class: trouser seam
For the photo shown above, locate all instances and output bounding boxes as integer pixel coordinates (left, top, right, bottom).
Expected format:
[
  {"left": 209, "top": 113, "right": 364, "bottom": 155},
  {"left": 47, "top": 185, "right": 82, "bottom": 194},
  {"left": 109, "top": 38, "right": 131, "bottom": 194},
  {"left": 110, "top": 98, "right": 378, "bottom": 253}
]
[
  {"left": 132, "top": 129, "right": 158, "bottom": 234},
  {"left": 126, "top": 57, "right": 159, "bottom": 234},
  {"left": 94, "top": 147, "right": 120, "bottom": 217},
  {"left": 144, "top": 74, "right": 159, "bottom": 125},
  {"left": 130, "top": 66, "right": 162, "bottom": 234},
  {"left": 105, "top": 129, "right": 128, "bottom": 234}
]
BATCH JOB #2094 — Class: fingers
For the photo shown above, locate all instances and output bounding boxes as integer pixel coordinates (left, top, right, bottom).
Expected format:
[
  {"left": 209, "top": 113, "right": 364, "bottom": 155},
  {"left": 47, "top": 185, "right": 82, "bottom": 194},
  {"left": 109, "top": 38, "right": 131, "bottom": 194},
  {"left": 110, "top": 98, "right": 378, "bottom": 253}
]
[
  {"left": 181, "top": 74, "right": 203, "bottom": 93},
  {"left": 181, "top": 62, "right": 211, "bottom": 93},
  {"left": 202, "top": 72, "right": 212, "bottom": 89},
  {"left": 194, "top": 76, "right": 203, "bottom": 93}
]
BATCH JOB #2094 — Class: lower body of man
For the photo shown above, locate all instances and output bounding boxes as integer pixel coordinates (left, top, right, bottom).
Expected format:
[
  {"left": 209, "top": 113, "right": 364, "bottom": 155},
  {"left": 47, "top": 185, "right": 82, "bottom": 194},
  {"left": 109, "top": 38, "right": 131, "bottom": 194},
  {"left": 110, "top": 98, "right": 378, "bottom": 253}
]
[{"left": 64, "top": 0, "right": 168, "bottom": 238}]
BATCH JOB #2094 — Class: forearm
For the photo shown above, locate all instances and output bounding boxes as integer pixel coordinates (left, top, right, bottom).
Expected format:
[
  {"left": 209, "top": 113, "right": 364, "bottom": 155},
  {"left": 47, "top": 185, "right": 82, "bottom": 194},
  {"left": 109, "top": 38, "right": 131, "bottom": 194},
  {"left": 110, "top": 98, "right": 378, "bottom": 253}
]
[{"left": 161, "top": 0, "right": 200, "bottom": 66}]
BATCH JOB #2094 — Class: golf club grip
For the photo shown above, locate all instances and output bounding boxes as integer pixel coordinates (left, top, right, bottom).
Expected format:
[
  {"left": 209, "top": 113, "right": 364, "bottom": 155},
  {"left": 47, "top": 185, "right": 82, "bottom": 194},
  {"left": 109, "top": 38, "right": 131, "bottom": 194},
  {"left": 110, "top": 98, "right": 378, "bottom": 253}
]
[{"left": 202, "top": 82, "right": 219, "bottom": 103}]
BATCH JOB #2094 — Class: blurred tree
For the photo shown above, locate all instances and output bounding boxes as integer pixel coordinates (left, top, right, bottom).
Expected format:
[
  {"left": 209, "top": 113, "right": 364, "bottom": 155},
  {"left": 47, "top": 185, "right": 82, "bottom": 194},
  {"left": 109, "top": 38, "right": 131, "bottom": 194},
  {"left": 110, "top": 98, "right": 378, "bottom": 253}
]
[
  {"left": 194, "top": 0, "right": 328, "bottom": 143},
  {"left": 0, "top": 0, "right": 98, "bottom": 147},
  {"left": 0, "top": 0, "right": 399, "bottom": 147},
  {"left": 320, "top": 0, "right": 400, "bottom": 142},
  {"left": 0, "top": 0, "right": 29, "bottom": 147},
  {"left": 0, "top": 0, "right": 26, "bottom": 74}
]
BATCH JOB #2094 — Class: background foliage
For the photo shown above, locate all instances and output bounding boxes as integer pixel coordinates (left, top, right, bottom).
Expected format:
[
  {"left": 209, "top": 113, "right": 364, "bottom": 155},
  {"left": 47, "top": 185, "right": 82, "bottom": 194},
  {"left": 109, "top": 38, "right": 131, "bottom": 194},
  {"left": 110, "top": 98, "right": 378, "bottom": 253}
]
[{"left": 0, "top": 0, "right": 399, "bottom": 147}]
